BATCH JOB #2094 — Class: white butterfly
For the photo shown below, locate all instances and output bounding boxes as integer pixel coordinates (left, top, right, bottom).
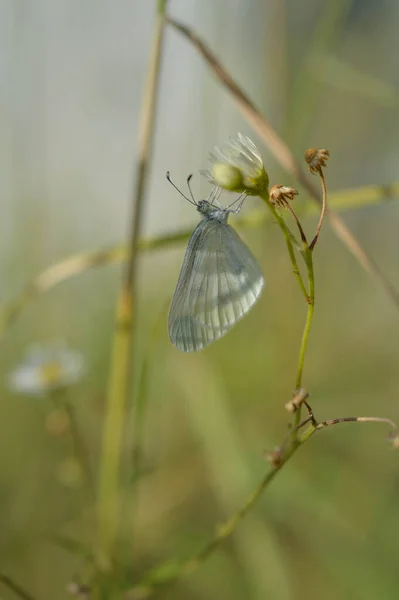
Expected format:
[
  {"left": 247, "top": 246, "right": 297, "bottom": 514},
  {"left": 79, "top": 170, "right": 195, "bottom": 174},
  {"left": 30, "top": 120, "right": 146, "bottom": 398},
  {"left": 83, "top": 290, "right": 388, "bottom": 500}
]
[{"left": 168, "top": 174, "right": 265, "bottom": 352}]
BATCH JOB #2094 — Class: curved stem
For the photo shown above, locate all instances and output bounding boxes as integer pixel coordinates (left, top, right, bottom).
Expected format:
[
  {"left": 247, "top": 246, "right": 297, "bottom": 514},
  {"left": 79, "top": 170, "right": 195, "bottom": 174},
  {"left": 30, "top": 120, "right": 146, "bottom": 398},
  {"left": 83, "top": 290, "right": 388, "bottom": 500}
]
[
  {"left": 127, "top": 423, "right": 317, "bottom": 598},
  {"left": 0, "top": 573, "right": 38, "bottom": 600},
  {"left": 295, "top": 249, "right": 315, "bottom": 390},
  {"left": 310, "top": 167, "right": 327, "bottom": 250},
  {"left": 285, "top": 201, "right": 308, "bottom": 245},
  {"left": 124, "top": 407, "right": 397, "bottom": 600},
  {"left": 293, "top": 247, "right": 315, "bottom": 429}
]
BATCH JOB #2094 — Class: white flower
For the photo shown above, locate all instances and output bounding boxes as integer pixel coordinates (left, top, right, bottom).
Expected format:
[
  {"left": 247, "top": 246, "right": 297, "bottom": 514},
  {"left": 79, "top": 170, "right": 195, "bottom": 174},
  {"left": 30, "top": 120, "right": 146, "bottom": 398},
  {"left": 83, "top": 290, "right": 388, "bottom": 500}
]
[
  {"left": 8, "top": 342, "right": 85, "bottom": 396},
  {"left": 204, "top": 133, "right": 269, "bottom": 195}
]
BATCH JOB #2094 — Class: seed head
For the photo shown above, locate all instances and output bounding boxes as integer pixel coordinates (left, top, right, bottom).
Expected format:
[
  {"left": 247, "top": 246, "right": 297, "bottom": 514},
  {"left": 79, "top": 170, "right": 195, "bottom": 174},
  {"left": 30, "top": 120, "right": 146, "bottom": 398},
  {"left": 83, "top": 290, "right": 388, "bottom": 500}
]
[
  {"left": 263, "top": 447, "right": 283, "bottom": 468},
  {"left": 305, "top": 148, "right": 330, "bottom": 174},
  {"left": 390, "top": 434, "right": 399, "bottom": 449},
  {"left": 269, "top": 184, "right": 298, "bottom": 207}
]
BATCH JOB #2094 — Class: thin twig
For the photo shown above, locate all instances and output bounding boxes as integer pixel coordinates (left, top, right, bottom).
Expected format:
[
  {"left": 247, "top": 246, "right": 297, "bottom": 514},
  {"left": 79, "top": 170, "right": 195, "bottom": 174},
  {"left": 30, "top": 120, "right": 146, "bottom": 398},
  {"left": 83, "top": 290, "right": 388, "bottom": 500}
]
[
  {"left": 97, "top": 0, "right": 168, "bottom": 571},
  {"left": 294, "top": 247, "right": 315, "bottom": 416},
  {"left": 167, "top": 17, "right": 399, "bottom": 309},
  {"left": 284, "top": 201, "right": 308, "bottom": 245},
  {"left": 310, "top": 167, "right": 327, "bottom": 250},
  {"left": 49, "top": 390, "right": 94, "bottom": 505},
  {"left": 317, "top": 415, "right": 398, "bottom": 433},
  {"left": 0, "top": 573, "right": 38, "bottom": 600},
  {"left": 125, "top": 427, "right": 313, "bottom": 599},
  {"left": 131, "top": 299, "right": 170, "bottom": 484},
  {"left": 126, "top": 406, "right": 397, "bottom": 598},
  {"left": 64, "top": 401, "right": 95, "bottom": 504}
]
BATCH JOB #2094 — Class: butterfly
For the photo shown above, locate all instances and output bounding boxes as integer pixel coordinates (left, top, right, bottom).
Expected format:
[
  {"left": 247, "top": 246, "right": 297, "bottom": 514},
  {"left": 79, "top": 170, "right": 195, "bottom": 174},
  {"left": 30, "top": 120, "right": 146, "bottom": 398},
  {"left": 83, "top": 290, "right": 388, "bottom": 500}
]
[{"left": 167, "top": 173, "right": 265, "bottom": 352}]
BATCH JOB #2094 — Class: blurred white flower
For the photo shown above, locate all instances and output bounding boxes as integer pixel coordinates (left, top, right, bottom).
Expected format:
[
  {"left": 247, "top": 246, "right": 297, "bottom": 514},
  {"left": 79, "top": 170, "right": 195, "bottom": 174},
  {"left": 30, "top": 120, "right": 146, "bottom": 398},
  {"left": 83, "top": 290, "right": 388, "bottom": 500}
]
[
  {"left": 203, "top": 133, "right": 269, "bottom": 195},
  {"left": 8, "top": 342, "right": 85, "bottom": 396}
]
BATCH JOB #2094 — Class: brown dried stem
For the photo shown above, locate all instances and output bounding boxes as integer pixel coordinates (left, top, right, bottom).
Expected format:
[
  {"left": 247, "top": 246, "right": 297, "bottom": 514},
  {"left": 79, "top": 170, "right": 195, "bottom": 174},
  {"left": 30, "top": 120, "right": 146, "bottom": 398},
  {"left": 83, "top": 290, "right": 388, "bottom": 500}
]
[
  {"left": 310, "top": 166, "right": 328, "bottom": 250},
  {"left": 167, "top": 17, "right": 399, "bottom": 309},
  {"left": 285, "top": 201, "right": 308, "bottom": 245}
]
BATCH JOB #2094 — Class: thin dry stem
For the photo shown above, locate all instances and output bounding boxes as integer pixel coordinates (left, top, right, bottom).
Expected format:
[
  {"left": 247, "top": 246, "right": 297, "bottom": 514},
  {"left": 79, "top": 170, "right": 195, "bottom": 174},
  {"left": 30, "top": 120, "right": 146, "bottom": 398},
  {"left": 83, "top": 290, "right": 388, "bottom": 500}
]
[
  {"left": 126, "top": 407, "right": 396, "bottom": 598},
  {"left": 284, "top": 201, "right": 308, "bottom": 245},
  {"left": 49, "top": 390, "right": 95, "bottom": 505},
  {"left": 310, "top": 167, "right": 327, "bottom": 250},
  {"left": 167, "top": 17, "right": 399, "bottom": 310},
  {"left": 317, "top": 415, "right": 398, "bottom": 432},
  {"left": 64, "top": 401, "right": 95, "bottom": 504}
]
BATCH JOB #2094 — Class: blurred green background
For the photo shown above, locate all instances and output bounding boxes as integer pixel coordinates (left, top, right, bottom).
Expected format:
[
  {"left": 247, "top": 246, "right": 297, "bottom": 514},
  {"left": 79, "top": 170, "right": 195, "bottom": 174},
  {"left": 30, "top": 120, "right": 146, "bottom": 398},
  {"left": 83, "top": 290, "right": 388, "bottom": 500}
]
[{"left": 1, "top": 0, "right": 399, "bottom": 598}]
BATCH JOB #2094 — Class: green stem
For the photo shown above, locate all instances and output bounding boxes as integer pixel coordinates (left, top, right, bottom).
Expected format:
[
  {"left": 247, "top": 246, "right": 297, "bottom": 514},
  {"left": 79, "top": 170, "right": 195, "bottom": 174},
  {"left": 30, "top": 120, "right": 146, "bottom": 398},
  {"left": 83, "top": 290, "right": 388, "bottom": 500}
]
[
  {"left": 0, "top": 573, "right": 38, "bottom": 600},
  {"left": 259, "top": 191, "right": 315, "bottom": 430},
  {"left": 126, "top": 406, "right": 397, "bottom": 599},
  {"left": 96, "top": 0, "right": 168, "bottom": 572},
  {"left": 64, "top": 400, "right": 95, "bottom": 504},
  {"left": 126, "top": 301, "right": 170, "bottom": 568},
  {"left": 126, "top": 423, "right": 318, "bottom": 598},
  {"left": 50, "top": 389, "right": 94, "bottom": 505},
  {"left": 259, "top": 192, "right": 309, "bottom": 301},
  {"left": 293, "top": 246, "right": 315, "bottom": 429},
  {"left": 131, "top": 301, "right": 169, "bottom": 484},
  {"left": 295, "top": 247, "right": 315, "bottom": 390}
]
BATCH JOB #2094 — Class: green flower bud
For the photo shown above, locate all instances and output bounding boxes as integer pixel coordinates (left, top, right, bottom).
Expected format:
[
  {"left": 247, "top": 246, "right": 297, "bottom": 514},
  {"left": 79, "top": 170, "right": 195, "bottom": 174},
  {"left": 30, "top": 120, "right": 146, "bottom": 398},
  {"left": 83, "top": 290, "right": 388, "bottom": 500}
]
[
  {"left": 211, "top": 163, "right": 244, "bottom": 191},
  {"left": 206, "top": 133, "right": 269, "bottom": 195}
]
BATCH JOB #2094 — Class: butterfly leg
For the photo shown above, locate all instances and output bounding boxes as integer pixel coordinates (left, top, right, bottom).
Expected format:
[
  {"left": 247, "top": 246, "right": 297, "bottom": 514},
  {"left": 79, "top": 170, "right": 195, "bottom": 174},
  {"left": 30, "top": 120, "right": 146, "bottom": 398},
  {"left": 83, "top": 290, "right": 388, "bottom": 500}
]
[{"left": 226, "top": 192, "right": 247, "bottom": 214}]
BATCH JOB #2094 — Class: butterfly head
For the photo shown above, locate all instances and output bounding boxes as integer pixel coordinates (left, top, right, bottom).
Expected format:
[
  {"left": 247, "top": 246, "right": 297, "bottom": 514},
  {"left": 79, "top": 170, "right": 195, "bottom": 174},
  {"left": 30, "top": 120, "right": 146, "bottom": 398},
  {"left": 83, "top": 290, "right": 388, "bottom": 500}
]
[{"left": 197, "top": 200, "right": 228, "bottom": 222}]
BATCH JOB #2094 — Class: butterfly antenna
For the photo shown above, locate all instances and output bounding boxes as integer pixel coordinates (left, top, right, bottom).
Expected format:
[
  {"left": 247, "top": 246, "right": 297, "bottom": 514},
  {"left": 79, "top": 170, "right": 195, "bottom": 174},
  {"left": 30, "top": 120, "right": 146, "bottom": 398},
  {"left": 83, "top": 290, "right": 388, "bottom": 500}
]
[
  {"left": 166, "top": 171, "right": 197, "bottom": 206},
  {"left": 186, "top": 174, "right": 197, "bottom": 204}
]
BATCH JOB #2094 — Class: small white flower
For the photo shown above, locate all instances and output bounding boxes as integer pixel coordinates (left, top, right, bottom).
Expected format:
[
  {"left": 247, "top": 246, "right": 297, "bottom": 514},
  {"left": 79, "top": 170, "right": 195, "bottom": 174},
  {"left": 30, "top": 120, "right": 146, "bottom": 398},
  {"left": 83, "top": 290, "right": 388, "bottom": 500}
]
[
  {"left": 204, "top": 133, "right": 269, "bottom": 195},
  {"left": 8, "top": 342, "right": 85, "bottom": 396}
]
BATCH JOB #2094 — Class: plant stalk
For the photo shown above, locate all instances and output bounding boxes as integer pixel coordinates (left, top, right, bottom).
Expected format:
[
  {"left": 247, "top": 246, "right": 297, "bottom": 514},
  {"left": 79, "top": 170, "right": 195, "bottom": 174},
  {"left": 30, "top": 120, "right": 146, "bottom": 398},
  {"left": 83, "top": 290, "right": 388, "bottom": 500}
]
[
  {"left": 260, "top": 191, "right": 309, "bottom": 301},
  {"left": 96, "top": 0, "right": 168, "bottom": 571}
]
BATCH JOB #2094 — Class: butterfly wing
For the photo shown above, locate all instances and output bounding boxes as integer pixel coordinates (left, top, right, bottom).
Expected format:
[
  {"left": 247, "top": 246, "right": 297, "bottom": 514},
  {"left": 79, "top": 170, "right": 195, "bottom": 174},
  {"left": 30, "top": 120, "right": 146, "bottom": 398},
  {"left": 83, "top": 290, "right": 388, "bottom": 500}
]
[{"left": 168, "top": 219, "right": 264, "bottom": 352}]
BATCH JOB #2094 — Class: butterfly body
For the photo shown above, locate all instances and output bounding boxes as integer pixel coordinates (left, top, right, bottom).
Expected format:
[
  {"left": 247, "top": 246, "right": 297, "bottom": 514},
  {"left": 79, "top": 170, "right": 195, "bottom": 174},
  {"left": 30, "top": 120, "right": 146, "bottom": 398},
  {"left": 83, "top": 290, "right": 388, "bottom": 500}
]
[{"left": 169, "top": 199, "right": 264, "bottom": 352}]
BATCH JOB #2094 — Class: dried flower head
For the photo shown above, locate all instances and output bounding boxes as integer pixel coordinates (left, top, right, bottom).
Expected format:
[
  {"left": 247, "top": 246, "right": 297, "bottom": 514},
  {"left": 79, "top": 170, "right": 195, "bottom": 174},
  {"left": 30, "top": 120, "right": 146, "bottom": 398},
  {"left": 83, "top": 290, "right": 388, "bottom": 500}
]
[
  {"left": 204, "top": 133, "right": 269, "bottom": 195},
  {"left": 269, "top": 184, "right": 298, "bottom": 207},
  {"left": 8, "top": 342, "right": 85, "bottom": 396},
  {"left": 390, "top": 434, "right": 399, "bottom": 449},
  {"left": 305, "top": 148, "right": 330, "bottom": 174},
  {"left": 263, "top": 447, "right": 283, "bottom": 468},
  {"left": 285, "top": 387, "right": 309, "bottom": 413},
  {"left": 66, "top": 582, "right": 90, "bottom": 598}
]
